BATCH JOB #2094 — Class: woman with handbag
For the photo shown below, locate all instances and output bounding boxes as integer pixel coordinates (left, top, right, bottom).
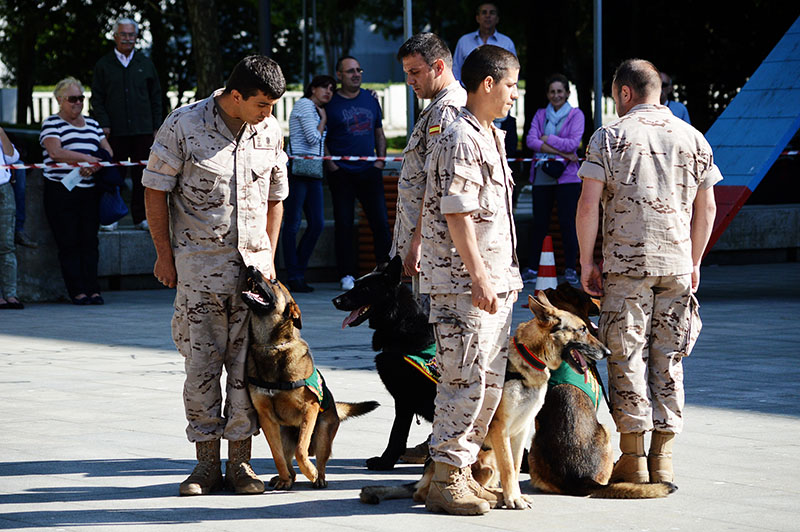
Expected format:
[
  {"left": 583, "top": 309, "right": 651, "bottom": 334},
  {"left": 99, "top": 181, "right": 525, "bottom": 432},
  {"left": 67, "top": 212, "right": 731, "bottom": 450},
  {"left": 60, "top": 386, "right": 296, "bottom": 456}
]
[
  {"left": 40, "top": 77, "right": 114, "bottom": 305},
  {"left": 524, "top": 73, "right": 585, "bottom": 286},
  {"left": 283, "top": 75, "right": 335, "bottom": 293}
]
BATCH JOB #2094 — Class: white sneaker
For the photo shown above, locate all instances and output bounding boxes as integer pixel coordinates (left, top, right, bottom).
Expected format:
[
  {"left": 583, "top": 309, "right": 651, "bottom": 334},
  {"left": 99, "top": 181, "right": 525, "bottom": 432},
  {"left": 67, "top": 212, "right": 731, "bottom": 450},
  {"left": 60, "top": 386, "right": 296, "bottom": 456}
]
[
  {"left": 340, "top": 275, "right": 355, "bottom": 291},
  {"left": 134, "top": 220, "right": 150, "bottom": 231},
  {"left": 99, "top": 222, "right": 118, "bottom": 232},
  {"left": 565, "top": 268, "right": 579, "bottom": 286}
]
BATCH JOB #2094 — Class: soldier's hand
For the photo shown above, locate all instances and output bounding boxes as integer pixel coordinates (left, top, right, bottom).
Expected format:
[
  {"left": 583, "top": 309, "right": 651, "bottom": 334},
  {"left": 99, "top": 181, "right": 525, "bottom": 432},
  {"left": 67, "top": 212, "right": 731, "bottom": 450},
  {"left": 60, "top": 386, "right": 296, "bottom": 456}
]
[
  {"left": 472, "top": 278, "right": 498, "bottom": 314},
  {"left": 154, "top": 256, "right": 177, "bottom": 288},
  {"left": 402, "top": 233, "right": 422, "bottom": 276},
  {"left": 581, "top": 263, "right": 603, "bottom": 297},
  {"left": 691, "top": 264, "right": 700, "bottom": 293}
]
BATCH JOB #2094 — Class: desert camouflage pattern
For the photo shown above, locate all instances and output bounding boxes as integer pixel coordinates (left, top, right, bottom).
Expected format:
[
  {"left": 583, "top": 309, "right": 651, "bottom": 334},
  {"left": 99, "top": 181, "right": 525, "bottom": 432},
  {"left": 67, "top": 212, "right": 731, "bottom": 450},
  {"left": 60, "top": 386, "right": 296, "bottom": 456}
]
[
  {"left": 142, "top": 89, "right": 289, "bottom": 294},
  {"left": 577, "top": 104, "right": 723, "bottom": 276},
  {"left": 419, "top": 108, "right": 522, "bottom": 295},
  {"left": 599, "top": 273, "right": 702, "bottom": 434},
  {"left": 172, "top": 282, "right": 260, "bottom": 442},
  {"left": 428, "top": 292, "right": 514, "bottom": 468},
  {"left": 390, "top": 82, "right": 466, "bottom": 260}
]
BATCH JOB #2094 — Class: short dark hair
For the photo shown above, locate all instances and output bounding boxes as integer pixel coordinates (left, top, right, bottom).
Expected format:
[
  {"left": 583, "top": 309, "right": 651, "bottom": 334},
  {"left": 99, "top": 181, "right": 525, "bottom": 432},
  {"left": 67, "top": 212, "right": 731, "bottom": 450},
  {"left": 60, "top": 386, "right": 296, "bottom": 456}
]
[
  {"left": 224, "top": 55, "right": 286, "bottom": 100},
  {"left": 613, "top": 59, "right": 660, "bottom": 98},
  {"left": 304, "top": 75, "right": 336, "bottom": 98},
  {"left": 397, "top": 33, "right": 452, "bottom": 68},
  {"left": 335, "top": 55, "right": 358, "bottom": 73},
  {"left": 460, "top": 45, "right": 519, "bottom": 93},
  {"left": 476, "top": 2, "right": 498, "bottom": 15},
  {"left": 545, "top": 73, "right": 570, "bottom": 92}
]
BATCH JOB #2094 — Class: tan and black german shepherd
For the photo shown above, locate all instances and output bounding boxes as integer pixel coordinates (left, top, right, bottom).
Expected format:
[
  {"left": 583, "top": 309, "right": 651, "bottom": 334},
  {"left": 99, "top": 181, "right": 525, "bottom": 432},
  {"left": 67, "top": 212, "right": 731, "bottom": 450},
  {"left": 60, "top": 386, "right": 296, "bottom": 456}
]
[{"left": 241, "top": 266, "right": 379, "bottom": 490}]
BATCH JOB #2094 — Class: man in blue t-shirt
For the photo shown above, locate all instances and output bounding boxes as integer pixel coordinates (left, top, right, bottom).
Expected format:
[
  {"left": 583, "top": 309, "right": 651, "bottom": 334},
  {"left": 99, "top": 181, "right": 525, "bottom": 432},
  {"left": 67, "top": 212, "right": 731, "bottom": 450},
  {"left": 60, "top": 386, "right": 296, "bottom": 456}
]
[{"left": 325, "top": 55, "right": 391, "bottom": 290}]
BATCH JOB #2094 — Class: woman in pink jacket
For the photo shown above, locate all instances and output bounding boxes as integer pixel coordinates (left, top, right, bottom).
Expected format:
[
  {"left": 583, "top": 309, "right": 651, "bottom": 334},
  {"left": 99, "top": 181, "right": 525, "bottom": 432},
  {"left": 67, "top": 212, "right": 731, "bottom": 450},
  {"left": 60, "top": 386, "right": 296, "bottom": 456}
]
[{"left": 523, "top": 73, "right": 584, "bottom": 286}]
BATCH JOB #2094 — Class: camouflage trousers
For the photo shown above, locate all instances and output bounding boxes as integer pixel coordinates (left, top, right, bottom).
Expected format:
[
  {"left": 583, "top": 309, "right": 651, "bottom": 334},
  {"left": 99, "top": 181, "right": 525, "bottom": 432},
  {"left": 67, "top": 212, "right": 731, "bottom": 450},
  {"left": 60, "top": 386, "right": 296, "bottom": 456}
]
[
  {"left": 172, "top": 283, "right": 259, "bottom": 442},
  {"left": 411, "top": 274, "right": 431, "bottom": 316},
  {"left": 0, "top": 183, "right": 16, "bottom": 299},
  {"left": 599, "top": 274, "right": 702, "bottom": 434},
  {"left": 428, "top": 292, "right": 514, "bottom": 468}
]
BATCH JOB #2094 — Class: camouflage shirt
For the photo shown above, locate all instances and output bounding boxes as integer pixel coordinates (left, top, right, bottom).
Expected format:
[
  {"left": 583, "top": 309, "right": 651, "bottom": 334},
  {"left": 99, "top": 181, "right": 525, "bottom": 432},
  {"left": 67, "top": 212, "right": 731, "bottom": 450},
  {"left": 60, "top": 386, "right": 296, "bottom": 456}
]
[
  {"left": 390, "top": 82, "right": 466, "bottom": 259},
  {"left": 420, "top": 108, "right": 522, "bottom": 295},
  {"left": 142, "top": 89, "right": 289, "bottom": 294},
  {"left": 578, "top": 104, "right": 722, "bottom": 276}
]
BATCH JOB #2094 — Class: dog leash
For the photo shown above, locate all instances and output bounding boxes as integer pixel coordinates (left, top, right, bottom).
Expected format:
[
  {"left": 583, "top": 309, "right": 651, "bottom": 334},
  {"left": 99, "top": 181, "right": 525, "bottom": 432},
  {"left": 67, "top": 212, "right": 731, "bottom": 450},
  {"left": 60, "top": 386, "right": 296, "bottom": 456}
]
[{"left": 588, "top": 363, "right": 612, "bottom": 414}]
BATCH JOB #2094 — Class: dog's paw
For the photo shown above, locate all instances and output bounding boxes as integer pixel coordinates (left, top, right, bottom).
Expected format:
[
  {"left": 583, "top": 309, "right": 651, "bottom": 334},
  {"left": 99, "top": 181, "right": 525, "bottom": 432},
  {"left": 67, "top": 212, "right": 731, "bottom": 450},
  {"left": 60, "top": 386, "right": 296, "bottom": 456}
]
[
  {"left": 366, "top": 456, "right": 396, "bottom": 470},
  {"left": 312, "top": 476, "right": 328, "bottom": 489},
  {"left": 269, "top": 475, "right": 295, "bottom": 490},
  {"left": 502, "top": 493, "right": 533, "bottom": 510}
]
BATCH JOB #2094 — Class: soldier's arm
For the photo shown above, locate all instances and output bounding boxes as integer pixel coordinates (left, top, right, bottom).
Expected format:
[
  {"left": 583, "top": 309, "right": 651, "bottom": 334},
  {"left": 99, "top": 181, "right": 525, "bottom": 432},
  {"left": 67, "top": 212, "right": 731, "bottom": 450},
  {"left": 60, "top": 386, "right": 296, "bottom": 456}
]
[
  {"left": 445, "top": 212, "right": 498, "bottom": 314},
  {"left": 266, "top": 199, "right": 283, "bottom": 272},
  {"left": 576, "top": 177, "right": 604, "bottom": 296},
  {"left": 144, "top": 154, "right": 179, "bottom": 288},
  {"left": 689, "top": 185, "right": 717, "bottom": 293}
]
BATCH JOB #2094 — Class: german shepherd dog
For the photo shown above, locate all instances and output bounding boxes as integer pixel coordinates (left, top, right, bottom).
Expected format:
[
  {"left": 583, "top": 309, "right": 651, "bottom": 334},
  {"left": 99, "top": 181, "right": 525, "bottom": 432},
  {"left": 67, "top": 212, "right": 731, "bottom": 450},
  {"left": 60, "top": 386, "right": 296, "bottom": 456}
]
[
  {"left": 242, "top": 266, "right": 379, "bottom": 490},
  {"left": 360, "top": 287, "right": 674, "bottom": 507},
  {"left": 331, "top": 256, "right": 436, "bottom": 470}
]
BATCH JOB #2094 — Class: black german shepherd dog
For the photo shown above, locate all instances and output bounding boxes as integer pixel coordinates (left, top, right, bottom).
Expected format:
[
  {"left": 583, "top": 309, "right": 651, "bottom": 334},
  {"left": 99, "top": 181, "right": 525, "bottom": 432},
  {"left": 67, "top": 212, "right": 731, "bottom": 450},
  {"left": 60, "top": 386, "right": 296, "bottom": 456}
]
[{"left": 332, "top": 256, "right": 436, "bottom": 470}]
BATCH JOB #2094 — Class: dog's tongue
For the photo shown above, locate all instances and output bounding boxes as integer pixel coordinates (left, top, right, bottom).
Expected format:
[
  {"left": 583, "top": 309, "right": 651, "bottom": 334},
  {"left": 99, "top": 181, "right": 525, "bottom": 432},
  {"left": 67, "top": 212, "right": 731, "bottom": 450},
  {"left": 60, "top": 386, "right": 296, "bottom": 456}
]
[
  {"left": 342, "top": 307, "right": 364, "bottom": 329},
  {"left": 572, "top": 348, "right": 588, "bottom": 373}
]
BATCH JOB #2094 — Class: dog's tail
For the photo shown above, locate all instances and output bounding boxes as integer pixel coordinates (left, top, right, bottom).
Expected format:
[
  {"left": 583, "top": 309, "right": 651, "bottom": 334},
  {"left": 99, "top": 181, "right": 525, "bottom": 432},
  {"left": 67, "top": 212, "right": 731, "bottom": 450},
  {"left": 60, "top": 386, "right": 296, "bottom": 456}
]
[
  {"left": 588, "top": 480, "right": 677, "bottom": 499},
  {"left": 335, "top": 400, "right": 380, "bottom": 421}
]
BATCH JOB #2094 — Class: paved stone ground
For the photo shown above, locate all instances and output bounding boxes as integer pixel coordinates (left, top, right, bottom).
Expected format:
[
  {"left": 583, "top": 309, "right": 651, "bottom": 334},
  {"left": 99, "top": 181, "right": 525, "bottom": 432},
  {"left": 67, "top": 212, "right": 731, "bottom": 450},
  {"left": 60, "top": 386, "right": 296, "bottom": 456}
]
[{"left": 1, "top": 263, "right": 798, "bottom": 531}]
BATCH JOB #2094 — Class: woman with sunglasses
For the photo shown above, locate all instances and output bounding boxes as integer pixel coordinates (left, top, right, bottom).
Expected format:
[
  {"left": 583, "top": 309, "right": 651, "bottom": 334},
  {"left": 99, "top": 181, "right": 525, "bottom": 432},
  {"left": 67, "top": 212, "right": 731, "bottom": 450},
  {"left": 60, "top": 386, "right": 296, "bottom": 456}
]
[{"left": 39, "top": 77, "right": 114, "bottom": 305}]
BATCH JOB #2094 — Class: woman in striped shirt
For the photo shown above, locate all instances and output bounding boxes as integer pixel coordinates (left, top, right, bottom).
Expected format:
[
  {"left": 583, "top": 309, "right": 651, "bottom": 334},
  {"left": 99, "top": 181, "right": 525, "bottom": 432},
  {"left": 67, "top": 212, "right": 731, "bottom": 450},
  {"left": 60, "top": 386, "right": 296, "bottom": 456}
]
[
  {"left": 282, "top": 75, "right": 335, "bottom": 293},
  {"left": 40, "top": 77, "right": 114, "bottom": 305}
]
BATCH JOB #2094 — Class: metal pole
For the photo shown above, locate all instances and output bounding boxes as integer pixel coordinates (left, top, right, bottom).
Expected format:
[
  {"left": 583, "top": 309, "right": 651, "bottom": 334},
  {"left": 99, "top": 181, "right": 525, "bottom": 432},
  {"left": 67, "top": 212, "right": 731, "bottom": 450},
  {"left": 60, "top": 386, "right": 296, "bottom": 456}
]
[
  {"left": 593, "top": 0, "right": 602, "bottom": 128},
  {"left": 302, "top": 0, "right": 308, "bottom": 84},
  {"left": 404, "top": 0, "right": 414, "bottom": 138},
  {"left": 259, "top": 0, "right": 272, "bottom": 57}
]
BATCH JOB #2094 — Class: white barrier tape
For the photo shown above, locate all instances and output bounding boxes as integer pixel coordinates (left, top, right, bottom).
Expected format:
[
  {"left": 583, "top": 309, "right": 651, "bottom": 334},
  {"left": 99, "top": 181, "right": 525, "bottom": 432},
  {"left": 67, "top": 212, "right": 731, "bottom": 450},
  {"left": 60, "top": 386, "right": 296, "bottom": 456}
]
[{"left": 4, "top": 149, "right": 796, "bottom": 170}]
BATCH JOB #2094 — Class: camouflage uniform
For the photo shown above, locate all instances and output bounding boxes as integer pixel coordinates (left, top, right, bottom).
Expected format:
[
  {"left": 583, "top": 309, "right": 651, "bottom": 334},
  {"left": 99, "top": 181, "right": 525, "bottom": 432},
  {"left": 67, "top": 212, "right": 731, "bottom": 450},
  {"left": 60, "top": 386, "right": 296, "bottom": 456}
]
[
  {"left": 578, "top": 103, "right": 722, "bottom": 434},
  {"left": 143, "top": 89, "right": 289, "bottom": 442},
  {"left": 421, "top": 108, "right": 522, "bottom": 467}
]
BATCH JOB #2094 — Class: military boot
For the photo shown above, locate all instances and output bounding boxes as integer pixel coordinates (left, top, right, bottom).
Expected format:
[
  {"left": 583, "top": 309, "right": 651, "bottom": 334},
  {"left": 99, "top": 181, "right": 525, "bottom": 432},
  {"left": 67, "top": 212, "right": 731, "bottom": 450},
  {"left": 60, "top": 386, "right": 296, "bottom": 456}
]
[
  {"left": 648, "top": 431, "right": 675, "bottom": 483},
  {"left": 425, "top": 461, "right": 490, "bottom": 515},
  {"left": 464, "top": 465, "right": 502, "bottom": 508},
  {"left": 609, "top": 432, "right": 648, "bottom": 483},
  {"left": 225, "top": 437, "right": 265, "bottom": 494},
  {"left": 179, "top": 440, "right": 223, "bottom": 496}
]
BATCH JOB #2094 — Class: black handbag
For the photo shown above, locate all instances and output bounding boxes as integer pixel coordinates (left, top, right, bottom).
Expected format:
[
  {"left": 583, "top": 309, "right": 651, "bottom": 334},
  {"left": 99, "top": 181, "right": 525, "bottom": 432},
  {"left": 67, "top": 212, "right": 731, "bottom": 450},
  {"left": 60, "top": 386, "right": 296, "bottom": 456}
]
[{"left": 541, "top": 159, "right": 566, "bottom": 179}]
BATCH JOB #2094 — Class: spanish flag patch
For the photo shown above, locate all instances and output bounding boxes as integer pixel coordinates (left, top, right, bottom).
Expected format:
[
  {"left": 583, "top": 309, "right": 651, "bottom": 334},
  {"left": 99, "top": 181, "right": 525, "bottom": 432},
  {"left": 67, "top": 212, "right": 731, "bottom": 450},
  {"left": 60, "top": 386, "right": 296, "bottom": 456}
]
[{"left": 428, "top": 124, "right": 441, "bottom": 135}]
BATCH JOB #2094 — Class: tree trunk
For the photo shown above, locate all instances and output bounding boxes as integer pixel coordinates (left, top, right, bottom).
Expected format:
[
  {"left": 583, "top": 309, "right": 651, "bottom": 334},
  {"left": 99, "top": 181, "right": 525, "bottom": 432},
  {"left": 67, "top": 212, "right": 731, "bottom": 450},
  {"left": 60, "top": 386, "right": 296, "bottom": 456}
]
[
  {"left": 15, "top": 22, "right": 36, "bottom": 125},
  {"left": 185, "top": 0, "right": 223, "bottom": 100}
]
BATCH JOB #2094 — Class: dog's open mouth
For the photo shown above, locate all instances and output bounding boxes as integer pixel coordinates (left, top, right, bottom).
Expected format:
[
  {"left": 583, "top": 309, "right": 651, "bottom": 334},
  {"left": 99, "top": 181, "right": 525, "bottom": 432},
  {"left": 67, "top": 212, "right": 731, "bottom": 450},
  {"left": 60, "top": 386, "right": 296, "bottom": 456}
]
[
  {"left": 342, "top": 304, "right": 371, "bottom": 328},
  {"left": 566, "top": 347, "right": 590, "bottom": 375},
  {"left": 241, "top": 268, "right": 275, "bottom": 311}
]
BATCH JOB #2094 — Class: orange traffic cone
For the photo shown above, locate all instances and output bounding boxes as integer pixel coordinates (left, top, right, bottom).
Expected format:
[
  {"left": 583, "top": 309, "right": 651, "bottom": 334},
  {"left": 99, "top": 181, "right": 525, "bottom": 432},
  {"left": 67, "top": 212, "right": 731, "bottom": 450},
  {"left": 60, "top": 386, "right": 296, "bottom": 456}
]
[{"left": 534, "top": 235, "right": 558, "bottom": 294}]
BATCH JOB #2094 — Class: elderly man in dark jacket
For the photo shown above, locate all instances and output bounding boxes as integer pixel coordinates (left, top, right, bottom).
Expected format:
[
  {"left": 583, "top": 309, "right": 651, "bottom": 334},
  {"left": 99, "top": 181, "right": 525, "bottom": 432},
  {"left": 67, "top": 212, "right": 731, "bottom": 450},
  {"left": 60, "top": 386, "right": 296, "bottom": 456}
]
[{"left": 91, "top": 17, "right": 162, "bottom": 230}]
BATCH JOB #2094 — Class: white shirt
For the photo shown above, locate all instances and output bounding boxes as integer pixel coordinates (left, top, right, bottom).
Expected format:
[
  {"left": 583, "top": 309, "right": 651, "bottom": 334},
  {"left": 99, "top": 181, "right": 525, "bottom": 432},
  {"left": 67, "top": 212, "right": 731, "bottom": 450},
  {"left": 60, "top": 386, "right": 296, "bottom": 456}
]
[
  {"left": 114, "top": 48, "right": 135, "bottom": 68},
  {"left": 1, "top": 145, "right": 20, "bottom": 186},
  {"left": 452, "top": 29, "right": 517, "bottom": 81}
]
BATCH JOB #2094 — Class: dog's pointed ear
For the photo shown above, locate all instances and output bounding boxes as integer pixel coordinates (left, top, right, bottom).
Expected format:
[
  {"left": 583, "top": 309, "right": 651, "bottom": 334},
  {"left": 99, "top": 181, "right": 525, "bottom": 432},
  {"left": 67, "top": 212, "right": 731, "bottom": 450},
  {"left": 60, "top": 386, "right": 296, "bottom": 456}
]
[
  {"left": 529, "top": 292, "right": 556, "bottom": 322},
  {"left": 588, "top": 296, "right": 601, "bottom": 316},
  {"left": 284, "top": 300, "right": 303, "bottom": 330},
  {"left": 386, "top": 255, "right": 403, "bottom": 281}
]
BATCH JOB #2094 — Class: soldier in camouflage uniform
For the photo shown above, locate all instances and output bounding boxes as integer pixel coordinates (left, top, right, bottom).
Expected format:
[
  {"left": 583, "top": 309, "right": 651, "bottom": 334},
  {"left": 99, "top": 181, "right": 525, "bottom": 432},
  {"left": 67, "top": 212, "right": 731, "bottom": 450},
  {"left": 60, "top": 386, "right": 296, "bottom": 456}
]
[
  {"left": 419, "top": 45, "right": 522, "bottom": 515},
  {"left": 390, "top": 33, "right": 466, "bottom": 302},
  {"left": 142, "top": 56, "right": 289, "bottom": 496},
  {"left": 576, "top": 58, "right": 721, "bottom": 485}
]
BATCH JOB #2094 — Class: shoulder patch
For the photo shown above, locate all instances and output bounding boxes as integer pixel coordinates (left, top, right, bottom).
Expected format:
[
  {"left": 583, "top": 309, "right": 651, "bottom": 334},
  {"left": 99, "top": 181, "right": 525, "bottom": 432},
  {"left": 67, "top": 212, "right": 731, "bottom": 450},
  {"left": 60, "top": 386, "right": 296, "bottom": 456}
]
[{"left": 428, "top": 124, "right": 441, "bottom": 135}]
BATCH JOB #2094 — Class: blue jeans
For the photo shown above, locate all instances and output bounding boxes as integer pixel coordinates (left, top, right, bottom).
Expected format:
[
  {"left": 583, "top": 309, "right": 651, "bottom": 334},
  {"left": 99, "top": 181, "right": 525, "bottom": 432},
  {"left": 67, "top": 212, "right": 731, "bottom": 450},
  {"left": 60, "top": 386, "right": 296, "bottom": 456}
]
[
  {"left": 282, "top": 174, "right": 324, "bottom": 281},
  {"left": 328, "top": 166, "right": 391, "bottom": 278},
  {"left": 530, "top": 183, "right": 581, "bottom": 270},
  {"left": 12, "top": 168, "right": 25, "bottom": 232}
]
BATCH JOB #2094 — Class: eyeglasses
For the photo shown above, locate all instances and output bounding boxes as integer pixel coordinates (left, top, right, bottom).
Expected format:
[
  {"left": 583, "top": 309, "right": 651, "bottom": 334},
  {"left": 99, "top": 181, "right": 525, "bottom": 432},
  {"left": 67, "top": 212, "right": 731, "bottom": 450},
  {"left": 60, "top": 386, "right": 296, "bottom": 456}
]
[
  {"left": 342, "top": 68, "right": 363, "bottom": 75},
  {"left": 116, "top": 32, "right": 138, "bottom": 38},
  {"left": 66, "top": 95, "right": 85, "bottom": 103}
]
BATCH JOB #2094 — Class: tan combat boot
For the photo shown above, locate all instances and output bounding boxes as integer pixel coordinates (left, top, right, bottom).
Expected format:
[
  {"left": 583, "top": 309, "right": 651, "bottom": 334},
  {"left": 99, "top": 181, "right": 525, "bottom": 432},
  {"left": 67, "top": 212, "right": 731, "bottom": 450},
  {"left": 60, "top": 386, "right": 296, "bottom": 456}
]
[
  {"left": 225, "top": 437, "right": 265, "bottom": 494},
  {"left": 609, "top": 432, "right": 648, "bottom": 483},
  {"left": 179, "top": 440, "right": 223, "bottom": 496},
  {"left": 425, "top": 461, "right": 491, "bottom": 515},
  {"left": 648, "top": 431, "right": 675, "bottom": 483},
  {"left": 464, "top": 465, "right": 501, "bottom": 509}
]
